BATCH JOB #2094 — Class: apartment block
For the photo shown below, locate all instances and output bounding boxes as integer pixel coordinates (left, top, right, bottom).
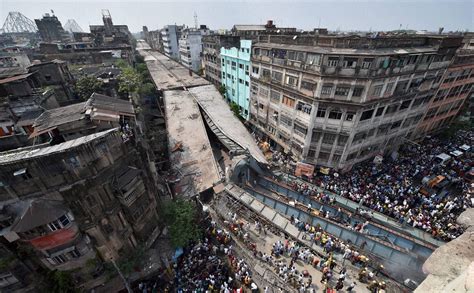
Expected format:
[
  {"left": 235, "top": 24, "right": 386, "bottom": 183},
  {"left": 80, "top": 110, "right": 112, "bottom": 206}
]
[
  {"left": 202, "top": 34, "right": 240, "bottom": 86},
  {"left": 161, "top": 25, "right": 183, "bottom": 60},
  {"left": 417, "top": 36, "right": 474, "bottom": 136},
  {"left": 249, "top": 34, "right": 462, "bottom": 171},
  {"left": 221, "top": 40, "right": 252, "bottom": 119},
  {"left": 0, "top": 127, "right": 161, "bottom": 285},
  {"left": 179, "top": 26, "right": 210, "bottom": 72}
]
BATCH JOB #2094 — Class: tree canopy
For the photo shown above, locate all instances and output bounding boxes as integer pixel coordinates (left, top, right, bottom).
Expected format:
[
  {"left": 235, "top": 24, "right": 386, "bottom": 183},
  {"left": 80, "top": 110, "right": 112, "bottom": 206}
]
[
  {"left": 163, "top": 199, "right": 201, "bottom": 248},
  {"left": 75, "top": 75, "right": 103, "bottom": 100},
  {"left": 118, "top": 66, "right": 142, "bottom": 95}
]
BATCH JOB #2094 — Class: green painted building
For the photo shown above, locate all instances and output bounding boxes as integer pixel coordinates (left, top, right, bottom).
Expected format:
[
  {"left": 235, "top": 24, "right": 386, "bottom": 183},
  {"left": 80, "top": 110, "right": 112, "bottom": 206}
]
[{"left": 220, "top": 40, "right": 251, "bottom": 120}]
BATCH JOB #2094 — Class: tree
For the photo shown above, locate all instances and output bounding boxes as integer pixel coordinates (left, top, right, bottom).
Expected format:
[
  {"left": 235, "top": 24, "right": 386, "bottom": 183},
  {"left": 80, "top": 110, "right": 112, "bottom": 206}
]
[
  {"left": 118, "top": 67, "right": 142, "bottom": 96},
  {"left": 218, "top": 85, "right": 226, "bottom": 96},
  {"left": 75, "top": 75, "right": 103, "bottom": 100},
  {"left": 230, "top": 102, "right": 240, "bottom": 117},
  {"left": 136, "top": 63, "right": 148, "bottom": 76},
  {"left": 163, "top": 199, "right": 201, "bottom": 248},
  {"left": 139, "top": 82, "right": 156, "bottom": 98},
  {"left": 45, "top": 270, "right": 77, "bottom": 293},
  {"left": 115, "top": 59, "right": 128, "bottom": 69}
]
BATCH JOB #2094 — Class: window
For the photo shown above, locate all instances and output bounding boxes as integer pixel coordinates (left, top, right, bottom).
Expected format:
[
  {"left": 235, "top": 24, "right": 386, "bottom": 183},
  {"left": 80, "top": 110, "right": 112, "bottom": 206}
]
[
  {"left": 321, "top": 85, "right": 333, "bottom": 95},
  {"left": 385, "top": 104, "right": 399, "bottom": 115},
  {"left": 286, "top": 75, "right": 298, "bottom": 86},
  {"left": 318, "top": 152, "right": 330, "bottom": 161},
  {"left": 294, "top": 124, "right": 308, "bottom": 136},
  {"left": 270, "top": 90, "right": 280, "bottom": 102},
  {"left": 307, "top": 149, "right": 316, "bottom": 158},
  {"left": 272, "top": 71, "right": 283, "bottom": 82},
  {"left": 391, "top": 120, "right": 402, "bottom": 129},
  {"left": 400, "top": 100, "right": 411, "bottom": 110},
  {"left": 48, "top": 221, "right": 61, "bottom": 231},
  {"left": 282, "top": 96, "right": 295, "bottom": 108},
  {"left": 372, "top": 85, "right": 383, "bottom": 96},
  {"left": 337, "top": 135, "right": 348, "bottom": 146},
  {"left": 332, "top": 154, "right": 341, "bottom": 164},
  {"left": 335, "top": 87, "right": 350, "bottom": 96},
  {"left": 239, "top": 78, "right": 244, "bottom": 84},
  {"left": 385, "top": 82, "right": 395, "bottom": 95},
  {"left": 322, "top": 133, "right": 337, "bottom": 144},
  {"left": 280, "top": 114, "right": 293, "bottom": 126},
  {"left": 52, "top": 255, "right": 67, "bottom": 264},
  {"left": 245, "top": 81, "right": 249, "bottom": 86},
  {"left": 316, "top": 108, "right": 326, "bottom": 118},
  {"left": 301, "top": 80, "right": 316, "bottom": 91},
  {"left": 327, "top": 57, "right": 339, "bottom": 67},
  {"left": 306, "top": 53, "right": 321, "bottom": 65},
  {"left": 59, "top": 214, "right": 71, "bottom": 227},
  {"left": 272, "top": 110, "right": 279, "bottom": 121},
  {"left": 375, "top": 107, "right": 385, "bottom": 116},
  {"left": 362, "top": 58, "right": 373, "bottom": 69},
  {"left": 252, "top": 66, "right": 259, "bottom": 74},
  {"left": 296, "top": 102, "right": 312, "bottom": 114},
  {"left": 69, "top": 249, "right": 81, "bottom": 258},
  {"left": 360, "top": 109, "right": 374, "bottom": 121},
  {"left": 262, "top": 69, "right": 271, "bottom": 78},
  {"left": 239, "top": 64, "right": 244, "bottom": 69},
  {"left": 328, "top": 110, "right": 342, "bottom": 120},
  {"left": 342, "top": 57, "right": 358, "bottom": 68},
  {"left": 347, "top": 152, "right": 358, "bottom": 161},
  {"left": 352, "top": 87, "right": 364, "bottom": 97},
  {"left": 345, "top": 112, "right": 355, "bottom": 121}
]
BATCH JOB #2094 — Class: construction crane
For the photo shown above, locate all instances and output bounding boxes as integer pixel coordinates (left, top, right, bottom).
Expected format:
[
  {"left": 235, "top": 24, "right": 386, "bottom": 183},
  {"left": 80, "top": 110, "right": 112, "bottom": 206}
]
[
  {"left": 1, "top": 11, "right": 37, "bottom": 33},
  {"left": 64, "top": 19, "right": 84, "bottom": 33}
]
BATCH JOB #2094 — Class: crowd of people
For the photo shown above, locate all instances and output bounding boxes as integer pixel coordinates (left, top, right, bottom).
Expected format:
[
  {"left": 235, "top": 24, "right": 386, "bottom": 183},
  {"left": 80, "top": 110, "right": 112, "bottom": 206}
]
[
  {"left": 173, "top": 218, "right": 259, "bottom": 292},
  {"left": 287, "top": 130, "right": 473, "bottom": 241}
]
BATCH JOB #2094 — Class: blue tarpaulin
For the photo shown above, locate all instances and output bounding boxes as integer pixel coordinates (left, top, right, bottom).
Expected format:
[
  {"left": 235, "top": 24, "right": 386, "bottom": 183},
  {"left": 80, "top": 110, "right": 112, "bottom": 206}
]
[{"left": 172, "top": 247, "right": 183, "bottom": 261}]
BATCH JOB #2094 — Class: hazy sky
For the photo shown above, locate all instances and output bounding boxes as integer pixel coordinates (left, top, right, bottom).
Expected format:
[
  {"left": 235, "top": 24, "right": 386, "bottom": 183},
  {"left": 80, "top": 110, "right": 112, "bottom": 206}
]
[{"left": 1, "top": 0, "right": 473, "bottom": 33}]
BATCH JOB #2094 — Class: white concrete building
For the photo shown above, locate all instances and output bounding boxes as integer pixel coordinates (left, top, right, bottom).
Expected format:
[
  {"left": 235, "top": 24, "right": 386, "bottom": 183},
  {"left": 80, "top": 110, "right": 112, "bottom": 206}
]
[
  {"left": 161, "top": 25, "right": 183, "bottom": 60},
  {"left": 179, "top": 26, "right": 210, "bottom": 73}
]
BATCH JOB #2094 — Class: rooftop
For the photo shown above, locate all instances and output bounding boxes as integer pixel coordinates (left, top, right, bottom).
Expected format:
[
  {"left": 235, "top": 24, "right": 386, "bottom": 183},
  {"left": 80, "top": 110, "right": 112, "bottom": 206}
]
[
  {"left": 253, "top": 42, "right": 440, "bottom": 56},
  {"left": 31, "top": 102, "right": 86, "bottom": 137},
  {"left": 0, "top": 72, "right": 34, "bottom": 85},
  {"left": 164, "top": 90, "right": 221, "bottom": 197},
  {"left": 0, "top": 128, "right": 118, "bottom": 165},
  {"left": 233, "top": 25, "right": 267, "bottom": 31}
]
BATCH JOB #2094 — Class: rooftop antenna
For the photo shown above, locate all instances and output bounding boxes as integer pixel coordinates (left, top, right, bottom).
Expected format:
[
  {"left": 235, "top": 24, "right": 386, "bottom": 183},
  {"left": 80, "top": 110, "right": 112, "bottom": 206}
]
[
  {"left": 193, "top": 12, "right": 198, "bottom": 29},
  {"left": 51, "top": 9, "right": 54, "bottom": 15}
]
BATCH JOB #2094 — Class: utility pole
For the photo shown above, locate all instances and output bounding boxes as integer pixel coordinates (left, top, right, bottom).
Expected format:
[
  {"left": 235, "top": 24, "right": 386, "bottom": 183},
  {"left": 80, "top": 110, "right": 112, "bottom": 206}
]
[{"left": 110, "top": 257, "right": 132, "bottom": 293}]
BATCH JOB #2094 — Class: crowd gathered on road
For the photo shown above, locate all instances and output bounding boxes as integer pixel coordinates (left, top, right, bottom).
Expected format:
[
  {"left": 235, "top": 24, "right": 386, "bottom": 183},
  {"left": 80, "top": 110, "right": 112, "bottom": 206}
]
[{"left": 285, "top": 129, "right": 473, "bottom": 241}]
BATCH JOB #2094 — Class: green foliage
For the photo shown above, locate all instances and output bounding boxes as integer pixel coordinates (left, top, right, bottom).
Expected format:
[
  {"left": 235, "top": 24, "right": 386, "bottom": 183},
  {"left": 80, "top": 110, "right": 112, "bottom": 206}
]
[
  {"left": 118, "top": 66, "right": 142, "bottom": 95},
  {"left": 164, "top": 199, "right": 201, "bottom": 248},
  {"left": 115, "top": 59, "right": 128, "bottom": 69},
  {"left": 135, "top": 54, "right": 145, "bottom": 64},
  {"left": 230, "top": 102, "right": 240, "bottom": 117},
  {"left": 218, "top": 85, "right": 226, "bottom": 96},
  {"left": 45, "top": 270, "right": 77, "bottom": 293},
  {"left": 136, "top": 63, "right": 148, "bottom": 75},
  {"left": 75, "top": 75, "right": 103, "bottom": 100},
  {"left": 117, "top": 245, "right": 146, "bottom": 276},
  {"left": 139, "top": 82, "right": 156, "bottom": 97}
]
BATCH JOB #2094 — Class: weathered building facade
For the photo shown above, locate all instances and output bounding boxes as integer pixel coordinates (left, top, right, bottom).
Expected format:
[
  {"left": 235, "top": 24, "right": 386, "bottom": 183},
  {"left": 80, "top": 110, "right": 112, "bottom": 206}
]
[
  {"left": 249, "top": 34, "right": 462, "bottom": 171},
  {"left": 161, "top": 25, "right": 183, "bottom": 60},
  {"left": 0, "top": 128, "right": 161, "bottom": 279},
  {"left": 202, "top": 34, "right": 240, "bottom": 86},
  {"left": 416, "top": 37, "right": 474, "bottom": 136},
  {"left": 178, "top": 26, "right": 210, "bottom": 72}
]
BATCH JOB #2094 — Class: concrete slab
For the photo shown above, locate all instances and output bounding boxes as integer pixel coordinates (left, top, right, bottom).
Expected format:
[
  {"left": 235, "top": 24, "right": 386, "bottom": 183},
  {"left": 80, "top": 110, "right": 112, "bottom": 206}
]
[
  {"left": 249, "top": 199, "right": 266, "bottom": 213},
  {"left": 260, "top": 207, "right": 276, "bottom": 222},
  {"left": 188, "top": 85, "right": 267, "bottom": 164},
  {"left": 272, "top": 213, "right": 288, "bottom": 230},
  {"left": 163, "top": 90, "right": 220, "bottom": 197}
]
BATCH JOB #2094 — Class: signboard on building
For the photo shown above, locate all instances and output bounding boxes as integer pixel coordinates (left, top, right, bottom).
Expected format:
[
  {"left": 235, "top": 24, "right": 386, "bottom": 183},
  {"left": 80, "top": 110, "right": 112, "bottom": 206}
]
[{"left": 295, "top": 162, "right": 315, "bottom": 178}]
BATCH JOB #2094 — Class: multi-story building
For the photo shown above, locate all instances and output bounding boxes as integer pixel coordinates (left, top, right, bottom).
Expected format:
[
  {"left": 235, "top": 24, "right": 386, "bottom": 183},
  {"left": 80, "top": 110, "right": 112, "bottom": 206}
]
[
  {"left": 34, "top": 13, "right": 70, "bottom": 43},
  {"left": 161, "top": 25, "right": 184, "bottom": 60},
  {"left": 231, "top": 20, "right": 297, "bottom": 40},
  {"left": 249, "top": 34, "right": 462, "bottom": 171},
  {"left": 221, "top": 40, "right": 252, "bottom": 119},
  {"left": 0, "top": 127, "right": 161, "bottom": 285},
  {"left": 179, "top": 26, "right": 210, "bottom": 72},
  {"left": 416, "top": 34, "right": 474, "bottom": 136},
  {"left": 89, "top": 10, "right": 132, "bottom": 46},
  {"left": 202, "top": 34, "right": 240, "bottom": 85}
]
